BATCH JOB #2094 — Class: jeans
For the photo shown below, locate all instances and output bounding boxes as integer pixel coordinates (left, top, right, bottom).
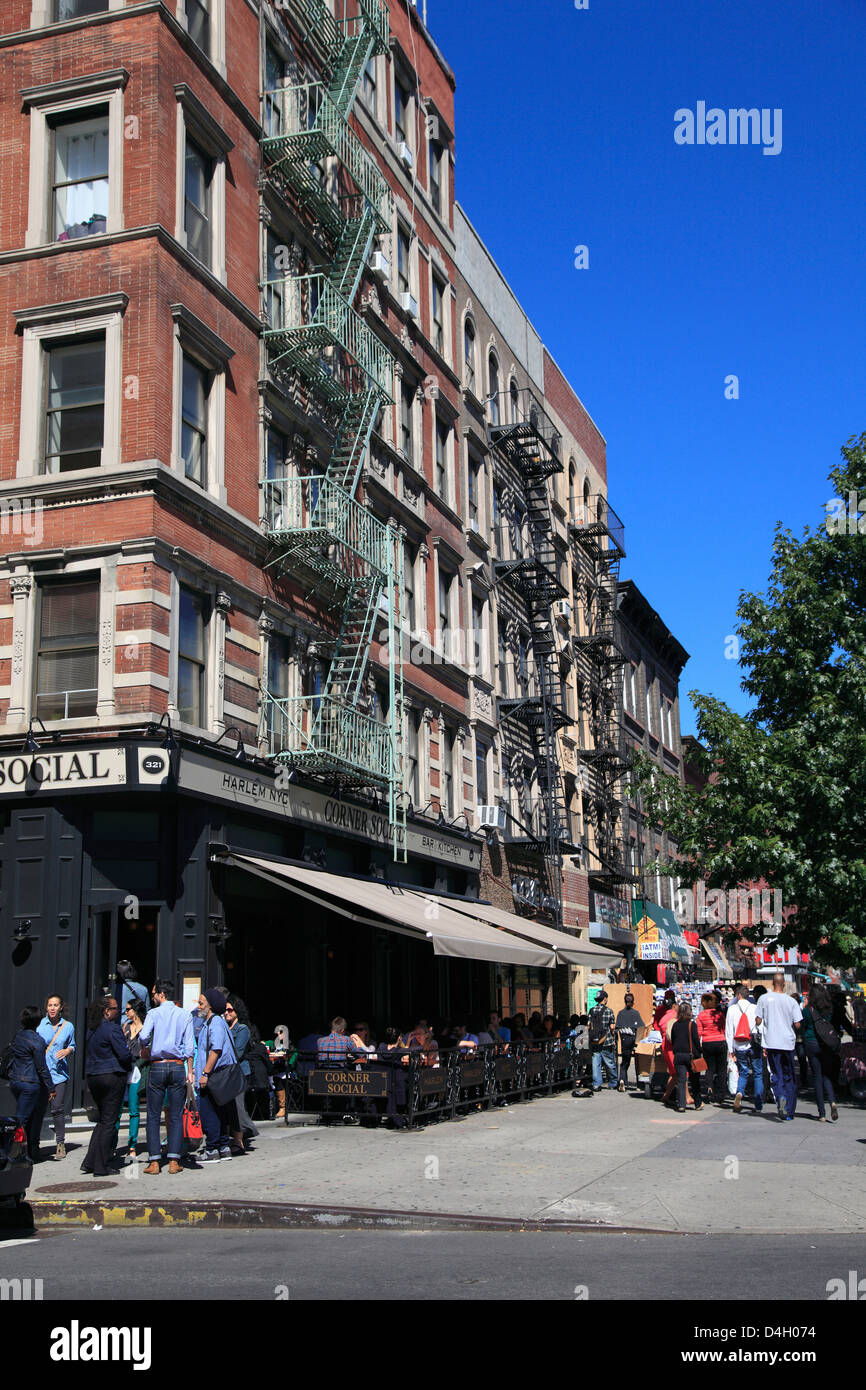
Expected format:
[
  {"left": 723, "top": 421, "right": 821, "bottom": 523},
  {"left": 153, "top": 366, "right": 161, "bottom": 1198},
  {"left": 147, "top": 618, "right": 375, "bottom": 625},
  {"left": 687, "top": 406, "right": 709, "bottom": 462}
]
[
  {"left": 48, "top": 1080, "right": 67, "bottom": 1145},
  {"left": 145, "top": 1063, "right": 187, "bottom": 1161},
  {"left": 11, "top": 1081, "right": 49, "bottom": 1160},
  {"left": 591, "top": 1048, "right": 617, "bottom": 1089},
  {"left": 619, "top": 1039, "right": 637, "bottom": 1086},
  {"left": 765, "top": 1048, "right": 798, "bottom": 1117},
  {"left": 674, "top": 1053, "right": 702, "bottom": 1110},
  {"left": 701, "top": 1040, "right": 728, "bottom": 1101},
  {"left": 734, "top": 1049, "right": 764, "bottom": 1109},
  {"left": 114, "top": 1077, "right": 142, "bottom": 1149},
  {"left": 83, "top": 1072, "right": 127, "bottom": 1174},
  {"left": 803, "top": 1038, "right": 836, "bottom": 1118},
  {"left": 198, "top": 1087, "right": 231, "bottom": 1152}
]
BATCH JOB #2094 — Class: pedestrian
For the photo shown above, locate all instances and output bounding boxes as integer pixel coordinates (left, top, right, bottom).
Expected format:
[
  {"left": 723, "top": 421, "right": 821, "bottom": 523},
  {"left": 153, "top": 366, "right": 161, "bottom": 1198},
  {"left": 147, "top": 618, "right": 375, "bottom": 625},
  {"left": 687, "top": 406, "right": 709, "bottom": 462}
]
[
  {"left": 670, "top": 1003, "right": 704, "bottom": 1113},
  {"left": 225, "top": 995, "right": 260, "bottom": 1152},
  {"left": 756, "top": 972, "right": 802, "bottom": 1121},
  {"left": 725, "top": 983, "right": 764, "bottom": 1114},
  {"left": 115, "top": 997, "right": 147, "bottom": 1160},
  {"left": 9, "top": 1005, "right": 55, "bottom": 1163},
  {"left": 196, "top": 989, "right": 241, "bottom": 1163},
  {"left": 801, "top": 983, "right": 840, "bottom": 1123},
  {"left": 615, "top": 992, "right": 646, "bottom": 1091},
  {"left": 37, "top": 993, "right": 75, "bottom": 1160},
  {"left": 115, "top": 960, "right": 149, "bottom": 1015},
  {"left": 654, "top": 990, "right": 678, "bottom": 1107},
  {"left": 587, "top": 990, "right": 617, "bottom": 1092},
  {"left": 81, "top": 996, "right": 132, "bottom": 1177},
  {"left": 137, "top": 979, "right": 194, "bottom": 1175},
  {"left": 696, "top": 991, "right": 728, "bottom": 1105}
]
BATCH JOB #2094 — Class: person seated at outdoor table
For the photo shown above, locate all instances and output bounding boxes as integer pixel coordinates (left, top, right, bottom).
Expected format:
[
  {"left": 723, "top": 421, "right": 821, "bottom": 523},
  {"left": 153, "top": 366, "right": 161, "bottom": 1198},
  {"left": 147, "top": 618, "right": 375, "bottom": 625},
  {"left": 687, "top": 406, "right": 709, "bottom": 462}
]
[
  {"left": 349, "top": 1022, "right": 377, "bottom": 1060},
  {"left": 317, "top": 1017, "right": 365, "bottom": 1066},
  {"left": 510, "top": 1012, "right": 534, "bottom": 1042},
  {"left": 487, "top": 1011, "right": 511, "bottom": 1044},
  {"left": 452, "top": 1021, "right": 478, "bottom": 1053},
  {"left": 542, "top": 1015, "right": 560, "bottom": 1039},
  {"left": 527, "top": 1011, "right": 546, "bottom": 1039}
]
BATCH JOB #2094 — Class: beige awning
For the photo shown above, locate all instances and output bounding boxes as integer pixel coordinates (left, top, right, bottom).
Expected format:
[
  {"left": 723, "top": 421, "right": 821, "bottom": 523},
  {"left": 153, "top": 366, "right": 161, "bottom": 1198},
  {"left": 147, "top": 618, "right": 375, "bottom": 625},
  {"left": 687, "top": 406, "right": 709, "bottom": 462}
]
[
  {"left": 220, "top": 853, "right": 557, "bottom": 968},
  {"left": 417, "top": 894, "right": 623, "bottom": 968}
]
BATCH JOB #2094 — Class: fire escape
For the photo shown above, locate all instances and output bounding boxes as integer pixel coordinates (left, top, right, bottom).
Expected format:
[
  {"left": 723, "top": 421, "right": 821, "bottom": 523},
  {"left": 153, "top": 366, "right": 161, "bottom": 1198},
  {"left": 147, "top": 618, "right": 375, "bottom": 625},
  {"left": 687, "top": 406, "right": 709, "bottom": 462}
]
[
  {"left": 258, "top": 0, "right": 406, "bottom": 858},
  {"left": 572, "top": 496, "right": 632, "bottom": 887},
  {"left": 490, "top": 391, "right": 577, "bottom": 928}
]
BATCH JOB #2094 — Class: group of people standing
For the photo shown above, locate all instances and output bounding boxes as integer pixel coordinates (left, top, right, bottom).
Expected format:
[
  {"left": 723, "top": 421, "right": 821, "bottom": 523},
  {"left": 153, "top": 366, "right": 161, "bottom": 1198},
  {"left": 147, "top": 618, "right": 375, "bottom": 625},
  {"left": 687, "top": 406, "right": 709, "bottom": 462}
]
[{"left": 4, "top": 963, "right": 271, "bottom": 1173}]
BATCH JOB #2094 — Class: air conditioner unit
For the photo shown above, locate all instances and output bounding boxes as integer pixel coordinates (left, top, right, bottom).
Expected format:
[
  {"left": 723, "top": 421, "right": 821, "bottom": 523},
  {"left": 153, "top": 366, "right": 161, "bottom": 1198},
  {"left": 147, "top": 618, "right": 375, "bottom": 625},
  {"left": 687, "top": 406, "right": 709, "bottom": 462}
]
[
  {"left": 478, "top": 804, "right": 506, "bottom": 831},
  {"left": 369, "top": 251, "right": 390, "bottom": 280},
  {"left": 397, "top": 141, "right": 414, "bottom": 170},
  {"left": 556, "top": 599, "right": 572, "bottom": 620},
  {"left": 399, "top": 291, "right": 419, "bottom": 320}
]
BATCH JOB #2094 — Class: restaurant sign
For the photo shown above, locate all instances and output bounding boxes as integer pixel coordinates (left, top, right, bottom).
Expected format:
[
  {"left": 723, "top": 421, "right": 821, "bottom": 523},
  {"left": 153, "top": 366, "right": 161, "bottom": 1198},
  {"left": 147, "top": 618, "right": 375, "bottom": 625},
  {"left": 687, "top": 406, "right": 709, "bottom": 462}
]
[
  {"left": 308, "top": 1068, "right": 389, "bottom": 1098},
  {"left": 0, "top": 747, "right": 127, "bottom": 793}
]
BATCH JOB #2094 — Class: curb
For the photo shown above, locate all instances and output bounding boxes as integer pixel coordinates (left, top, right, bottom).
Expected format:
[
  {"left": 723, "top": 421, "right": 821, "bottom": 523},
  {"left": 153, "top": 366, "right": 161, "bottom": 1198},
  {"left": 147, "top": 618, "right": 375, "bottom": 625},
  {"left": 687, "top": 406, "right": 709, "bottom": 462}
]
[{"left": 27, "top": 1198, "right": 691, "bottom": 1235}]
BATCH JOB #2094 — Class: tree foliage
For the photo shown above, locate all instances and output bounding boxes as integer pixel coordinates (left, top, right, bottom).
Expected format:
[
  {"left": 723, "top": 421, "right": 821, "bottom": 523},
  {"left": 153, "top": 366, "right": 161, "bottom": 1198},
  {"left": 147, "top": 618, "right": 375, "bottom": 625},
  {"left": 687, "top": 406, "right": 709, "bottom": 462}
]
[{"left": 635, "top": 433, "right": 866, "bottom": 967}]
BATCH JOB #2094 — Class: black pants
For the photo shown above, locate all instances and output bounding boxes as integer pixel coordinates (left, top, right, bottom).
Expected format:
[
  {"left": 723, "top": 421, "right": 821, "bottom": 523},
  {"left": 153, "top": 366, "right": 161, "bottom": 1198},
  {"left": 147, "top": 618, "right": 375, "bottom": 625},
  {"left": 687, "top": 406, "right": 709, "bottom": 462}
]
[
  {"left": 803, "top": 1038, "right": 837, "bottom": 1118},
  {"left": 83, "top": 1072, "right": 127, "bottom": 1175},
  {"left": 674, "top": 1053, "right": 702, "bottom": 1110},
  {"left": 619, "top": 1040, "right": 637, "bottom": 1085},
  {"left": 701, "top": 1041, "right": 728, "bottom": 1101},
  {"left": 11, "top": 1081, "right": 49, "bottom": 1161}
]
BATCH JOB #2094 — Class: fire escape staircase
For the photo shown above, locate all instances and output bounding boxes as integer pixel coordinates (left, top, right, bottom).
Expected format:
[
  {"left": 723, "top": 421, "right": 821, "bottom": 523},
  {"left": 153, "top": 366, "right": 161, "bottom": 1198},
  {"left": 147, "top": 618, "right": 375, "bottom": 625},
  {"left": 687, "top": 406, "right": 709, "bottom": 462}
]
[{"left": 259, "top": 0, "right": 405, "bottom": 857}]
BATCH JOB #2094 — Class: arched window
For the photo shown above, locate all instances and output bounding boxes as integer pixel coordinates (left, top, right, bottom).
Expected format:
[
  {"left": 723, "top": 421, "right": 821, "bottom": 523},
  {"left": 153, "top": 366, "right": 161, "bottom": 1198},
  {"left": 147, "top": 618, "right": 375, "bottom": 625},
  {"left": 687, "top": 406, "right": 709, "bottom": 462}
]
[
  {"left": 509, "top": 377, "right": 519, "bottom": 424},
  {"left": 488, "top": 353, "right": 500, "bottom": 425},
  {"left": 463, "top": 316, "right": 476, "bottom": 392},
  {"left": 582, "top": 477, "right": 590, "bottom": 523},
  {"left": 568, "top": 462, "right": 576, "bottom": 520}
]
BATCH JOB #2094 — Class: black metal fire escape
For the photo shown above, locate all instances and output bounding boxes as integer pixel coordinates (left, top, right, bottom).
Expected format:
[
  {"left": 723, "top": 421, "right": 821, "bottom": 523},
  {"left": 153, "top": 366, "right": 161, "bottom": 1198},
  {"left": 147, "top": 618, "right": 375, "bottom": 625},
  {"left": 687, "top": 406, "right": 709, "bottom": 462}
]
[{"left": 489, "top": 391, "right": 576, "bottom": 929}]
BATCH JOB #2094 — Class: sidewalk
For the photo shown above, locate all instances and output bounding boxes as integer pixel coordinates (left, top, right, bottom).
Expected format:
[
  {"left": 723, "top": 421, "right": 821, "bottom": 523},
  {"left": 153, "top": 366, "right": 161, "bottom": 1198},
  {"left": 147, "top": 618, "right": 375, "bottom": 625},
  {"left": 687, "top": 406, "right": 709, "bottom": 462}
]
[{"left": 27, "top": 1090, "right": 866, "bottom": 1234}]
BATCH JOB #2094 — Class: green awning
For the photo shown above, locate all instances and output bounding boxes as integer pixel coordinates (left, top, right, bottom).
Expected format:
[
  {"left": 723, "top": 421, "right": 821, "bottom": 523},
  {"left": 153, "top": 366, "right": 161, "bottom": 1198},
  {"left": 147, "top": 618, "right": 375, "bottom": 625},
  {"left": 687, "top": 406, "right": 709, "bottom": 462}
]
[{"left": 632, "top": 900, "right": 692, "bottom": 963}]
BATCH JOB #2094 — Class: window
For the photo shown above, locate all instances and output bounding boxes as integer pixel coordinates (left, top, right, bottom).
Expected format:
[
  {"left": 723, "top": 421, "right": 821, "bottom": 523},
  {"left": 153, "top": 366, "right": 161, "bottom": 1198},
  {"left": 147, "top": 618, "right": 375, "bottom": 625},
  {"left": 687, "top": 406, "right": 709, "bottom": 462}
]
[
  {"left": 35, "top": 579, "right": 99, "bottom": 721},
  {"left": 476, "top": 739, "right": 489, "bottom": 805},
  {"left": 463, "top": 317, "right": 476, "bottom": 392},
  {"left": 497, "top": 622, "right": 508, "bottom": 691},
  {"left": 397, "top": 225, "right": 411, "bottom": 297},
  {"left": 186, "top": 0, "right": 210, "bottom": 52},
  {"left": 266, "top": 228, "right": 286, "bottom": 328},
  {"left": 440, "top": 725, "right": 454, "bottom": 818},
  {"left": 404, "top": 543, "right": 417, "bottom": 631},
  {"left": 438, "top": 569, "right": 452, "bottom": 647},
  {"left": 646, "top": 672, "right": 655, "bottom": 736},
  {"left": 492, "top": 483, "right": 504, "bottom": 552},
  {"left": 512, "top": 505, "right": 524, "bottom": 557},
  {"left": 181, "top": 355, "right": 210, "bottom": 488},
  {"left": 264, "top": 45, "right": 288, "bottom": 138},
  {"left": 51, "top": 111, "right": 108, "bottom": 242},
  {"left": 361, "top": 57, "right": 377, "bottom": 116},
  {"left": 431, "top": 272, "right": 445, "bottom": 354},
  {"left": 568, "top": 463, "right": 576, "bottom": 520},
  {"left": 435, "top": 418, "right": 450, "bottom": 502},
  {"left": 517, "top": 632, "right": 529, "bottom": 695},
  {"left": 44, "top": 337, "right": 105, "bottom": 473},
  {"left": 400, "top": 379, "right": 414, "bottom": 460},
  {"left": 429, "top": 139, "right": 442, "bottom": 214},
  {"left": 54, "top": 1, "right": 109, "bottom": 17},
  {"left": 467, "top": 457, "right": 479, "bottom": 527},
  {"left": 184, "top": 136, "right": 212, "bottom": 268},
  {"left": 488, "top": 354, "right": 500, "bottom": 425},
  {"left": 472, "top": 596, "right": 486, "bottom": 676},
  {"left": 395, "top": 79, "right": 410, "bottom": 148},
  {"left": 177, "top": 587, "right": 208, "bottom": 726},
  {"left": 406, "top": 707, "right": 420, "bottom": 804},
  {"left": 266, "top": 630, "right": 289, "bottom": 740}
]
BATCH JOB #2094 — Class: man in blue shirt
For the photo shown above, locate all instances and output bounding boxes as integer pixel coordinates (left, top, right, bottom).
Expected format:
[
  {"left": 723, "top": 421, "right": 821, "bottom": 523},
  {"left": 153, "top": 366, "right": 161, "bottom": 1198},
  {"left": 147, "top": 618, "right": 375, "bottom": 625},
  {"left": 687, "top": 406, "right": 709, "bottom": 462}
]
[
  {"left": 37, "top": 993, "right": 75, "bottom": 1160},
  {"left": 137, "top": 979, "right": 194, "bottom": 1174},
  {"left": 196, "top": 989, "right": 239, "bottom": 1162}
]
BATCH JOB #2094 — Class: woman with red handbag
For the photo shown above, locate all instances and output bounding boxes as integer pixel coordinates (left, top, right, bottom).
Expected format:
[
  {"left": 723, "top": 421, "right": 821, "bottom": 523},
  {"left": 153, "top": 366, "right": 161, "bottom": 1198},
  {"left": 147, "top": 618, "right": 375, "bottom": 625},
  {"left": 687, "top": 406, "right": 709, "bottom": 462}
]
[{"left": 670, "top": 1003, "right": 705, "bottom": 1113}]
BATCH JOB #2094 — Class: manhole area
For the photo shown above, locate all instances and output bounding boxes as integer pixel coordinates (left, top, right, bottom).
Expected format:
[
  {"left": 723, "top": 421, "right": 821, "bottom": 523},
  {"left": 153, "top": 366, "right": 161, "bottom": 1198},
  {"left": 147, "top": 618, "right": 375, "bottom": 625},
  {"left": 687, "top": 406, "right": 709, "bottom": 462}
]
[{"left": 34, "top": 1181, "right": 120, "bottom": 1194}]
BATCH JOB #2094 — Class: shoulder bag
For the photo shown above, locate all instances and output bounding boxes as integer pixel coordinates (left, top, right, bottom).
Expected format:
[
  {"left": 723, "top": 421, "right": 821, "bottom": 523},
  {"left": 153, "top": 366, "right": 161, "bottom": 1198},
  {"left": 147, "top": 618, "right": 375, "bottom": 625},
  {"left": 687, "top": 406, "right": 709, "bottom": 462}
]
[
  {"left": 690, "top": 1023, "right": 707, "bottom": 1073},
  {"left": 812, "top": 1010, "right": 842, "bottom": 1054},
  {"left": 203, "top": 1022, "right": 244, "bottom": 1105}
]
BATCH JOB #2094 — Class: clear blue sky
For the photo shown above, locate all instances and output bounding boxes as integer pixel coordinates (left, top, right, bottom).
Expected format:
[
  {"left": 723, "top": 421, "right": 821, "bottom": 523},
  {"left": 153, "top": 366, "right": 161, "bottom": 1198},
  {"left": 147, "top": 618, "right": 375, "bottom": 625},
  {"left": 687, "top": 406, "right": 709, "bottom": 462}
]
[{"left": 425, "top": 0, "right": 866, "bottom": 735}]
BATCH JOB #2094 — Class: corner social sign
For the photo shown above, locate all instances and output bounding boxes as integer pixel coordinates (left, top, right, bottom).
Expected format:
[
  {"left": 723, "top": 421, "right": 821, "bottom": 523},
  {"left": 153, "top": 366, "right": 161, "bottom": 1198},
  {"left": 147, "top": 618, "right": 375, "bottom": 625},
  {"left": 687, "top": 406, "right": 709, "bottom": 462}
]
[{"left": 0, "top": 747, "right": 127, "bottom": 792}]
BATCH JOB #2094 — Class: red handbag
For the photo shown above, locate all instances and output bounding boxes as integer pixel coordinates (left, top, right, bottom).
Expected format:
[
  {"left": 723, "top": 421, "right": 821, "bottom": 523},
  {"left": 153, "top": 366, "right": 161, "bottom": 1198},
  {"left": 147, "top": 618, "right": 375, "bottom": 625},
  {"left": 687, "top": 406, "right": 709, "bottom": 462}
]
[{"left": 183, "top": 1096, "right": 203, "bottom": 1142}]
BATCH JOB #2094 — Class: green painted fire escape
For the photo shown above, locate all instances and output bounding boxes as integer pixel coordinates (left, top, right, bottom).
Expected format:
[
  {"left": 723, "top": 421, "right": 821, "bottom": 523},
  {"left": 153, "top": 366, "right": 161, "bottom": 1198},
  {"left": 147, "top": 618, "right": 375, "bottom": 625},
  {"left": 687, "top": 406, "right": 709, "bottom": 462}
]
[{"left": 259, "top": 0, "right": 405, "bottom": 858}]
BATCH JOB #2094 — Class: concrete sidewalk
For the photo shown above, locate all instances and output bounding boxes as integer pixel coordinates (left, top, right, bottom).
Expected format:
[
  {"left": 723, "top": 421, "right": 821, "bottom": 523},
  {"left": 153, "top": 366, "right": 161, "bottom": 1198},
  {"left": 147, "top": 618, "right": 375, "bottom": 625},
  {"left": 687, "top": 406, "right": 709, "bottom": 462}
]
[{"left": 27, "top": 1090, "right": 866, "bottom": 1234}]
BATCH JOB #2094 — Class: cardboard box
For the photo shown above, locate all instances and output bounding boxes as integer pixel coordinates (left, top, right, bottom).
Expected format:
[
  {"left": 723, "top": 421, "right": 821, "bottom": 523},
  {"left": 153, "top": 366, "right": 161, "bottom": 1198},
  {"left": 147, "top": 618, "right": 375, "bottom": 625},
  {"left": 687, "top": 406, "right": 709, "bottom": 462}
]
[{"left": 634, "top": 1041, "right": 667, "bottom": 1076}]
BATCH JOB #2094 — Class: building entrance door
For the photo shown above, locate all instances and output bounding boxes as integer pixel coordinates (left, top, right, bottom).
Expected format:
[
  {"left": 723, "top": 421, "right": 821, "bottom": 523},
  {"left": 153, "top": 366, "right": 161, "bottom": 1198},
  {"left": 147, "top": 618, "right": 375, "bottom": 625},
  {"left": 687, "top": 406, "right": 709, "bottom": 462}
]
[{"left": 86, "top": 903, "right": 160, "bottom": 1000}]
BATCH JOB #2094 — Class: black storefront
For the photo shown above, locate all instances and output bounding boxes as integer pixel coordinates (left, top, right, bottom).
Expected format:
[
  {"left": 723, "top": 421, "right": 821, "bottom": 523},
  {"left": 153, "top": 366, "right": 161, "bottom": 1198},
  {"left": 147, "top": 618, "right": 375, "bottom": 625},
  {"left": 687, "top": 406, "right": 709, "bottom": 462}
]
[{"left": 0, "top": 735, "right": 491, "bottom": 1106}]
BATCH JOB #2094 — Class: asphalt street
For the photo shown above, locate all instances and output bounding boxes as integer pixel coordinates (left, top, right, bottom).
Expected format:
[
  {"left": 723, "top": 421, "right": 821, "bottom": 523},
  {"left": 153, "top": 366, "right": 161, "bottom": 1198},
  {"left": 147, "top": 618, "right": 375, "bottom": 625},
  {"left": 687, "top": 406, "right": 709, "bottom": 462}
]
[{"left": 1, "top": 1228, "right": 864, "bottom": 1301}]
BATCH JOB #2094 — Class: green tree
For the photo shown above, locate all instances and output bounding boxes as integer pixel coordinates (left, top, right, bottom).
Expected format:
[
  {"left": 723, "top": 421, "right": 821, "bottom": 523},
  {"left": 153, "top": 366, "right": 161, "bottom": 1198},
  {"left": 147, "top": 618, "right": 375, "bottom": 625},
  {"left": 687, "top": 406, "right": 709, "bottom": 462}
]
[{"left": 636, "top": 433, "right": 866, "bottom": 967}]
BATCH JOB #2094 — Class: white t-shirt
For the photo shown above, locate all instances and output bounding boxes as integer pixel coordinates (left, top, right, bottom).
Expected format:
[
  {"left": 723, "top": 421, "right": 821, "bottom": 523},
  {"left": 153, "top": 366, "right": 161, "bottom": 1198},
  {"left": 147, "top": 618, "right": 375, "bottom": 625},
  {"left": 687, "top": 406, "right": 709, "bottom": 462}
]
[{"left": 756, "top": 992, "right": 802, "bottom": 1051}]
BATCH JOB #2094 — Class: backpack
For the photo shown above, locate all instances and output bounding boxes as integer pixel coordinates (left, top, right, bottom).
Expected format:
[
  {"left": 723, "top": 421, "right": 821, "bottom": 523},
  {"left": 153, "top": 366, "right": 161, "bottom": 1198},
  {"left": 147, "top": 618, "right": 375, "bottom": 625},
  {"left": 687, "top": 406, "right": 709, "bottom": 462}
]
[
  {"left": 588, "top": 1008, "right": 609, "bottom": 1048},
  {"left": 813, "top": 1011, "right": 842, "bottom": 1054},
  {"left": 734, "top": 1007, "right": 752, "bottom": 1043}
]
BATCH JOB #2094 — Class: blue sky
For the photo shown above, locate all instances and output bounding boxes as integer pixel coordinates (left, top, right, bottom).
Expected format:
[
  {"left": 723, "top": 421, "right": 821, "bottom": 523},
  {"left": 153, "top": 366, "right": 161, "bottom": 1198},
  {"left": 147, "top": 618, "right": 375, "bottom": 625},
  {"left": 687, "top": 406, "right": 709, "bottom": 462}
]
[{"left": 426, "top": 0, "right": 866, "bottom": 735}]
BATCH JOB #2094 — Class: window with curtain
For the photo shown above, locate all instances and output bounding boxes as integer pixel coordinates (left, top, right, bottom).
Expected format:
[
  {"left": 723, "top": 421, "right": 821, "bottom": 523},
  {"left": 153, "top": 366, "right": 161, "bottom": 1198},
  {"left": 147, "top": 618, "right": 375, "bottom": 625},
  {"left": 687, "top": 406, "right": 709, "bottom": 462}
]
[
  {"left": 431, "top": 272, "right": 445, "bottom": 354},
  {"left": 510, "top": 378, "right": 519, "bottom": 424},
  {"left": 266, "top": 228, "right": 287, "bottom": 328},
  {"left": 52, "top": 112, "right": 108, "bottom": 242},
  {"left": 476, "top": 739, "right": 489, "bottom": 805},
  {"left": 361, "top": 56, "right": 377, "bottom": 115},
  {"left": 438, "top": 569, "right": 451, "bottom": 647},
  {"left": 441, "top": 725, "right": 454, "bottom": 817},
  {"left": 181, "top": 354, "right": 210, "bottom": 488},
  {"left": 429, "top": 139, "right": 442, "bottom": 214},
  {"left": 266, "top": 630, "right": 289, "bottom": 745},
  {"left": 395, "top": 79, "right": 410, "bottom": 147},
  {"left": 463, "top": 318, "right": 475, "bottom": 392},
  {"left": 467, "top": 457, "right": 479, "bottom": 526},
  {"left": 404, "top": 543, "right": 416, "bottom": 631},
  {"left": 472, "top": 596, "right": 486, "bottom": 676},
  {"left": 184, "top": 136, "right": 212, "bottom": 267},
  {"left": 35, "top": 579, "right": 99, "bottom": 721},
  {"left": 264, "top": 44, "right": 288, "bottom": 137},
  {"left": 178, "top": 587, "right": 209, "bottom": 726},
  {"left": 44, "top": 337, "right": 105, "bottom": 474},
  {"left": 435, "top": 418, "right": 449, "bottom": 501},
  {"left": 406, "top": 708, "right": 420, "bottom": 805},
  {"left": 397, "top": 226, "right": 411, "bottom": 296},
  {"left": 400, "top": 379, "right": 414, "bottom": 460}
]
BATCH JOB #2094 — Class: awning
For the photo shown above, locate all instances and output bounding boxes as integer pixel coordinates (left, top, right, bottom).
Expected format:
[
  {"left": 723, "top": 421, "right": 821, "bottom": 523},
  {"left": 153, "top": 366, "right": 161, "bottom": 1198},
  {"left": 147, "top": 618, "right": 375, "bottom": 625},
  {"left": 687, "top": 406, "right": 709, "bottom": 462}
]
[
  {"left": 632, "top": 900, "right": 693, "bottom": 963},
  {"left": 420, "top": 894, "right": 623, "bottom": 968},
  {"left": 220, "top": 853, "right": 556, "bottom": 967}
]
